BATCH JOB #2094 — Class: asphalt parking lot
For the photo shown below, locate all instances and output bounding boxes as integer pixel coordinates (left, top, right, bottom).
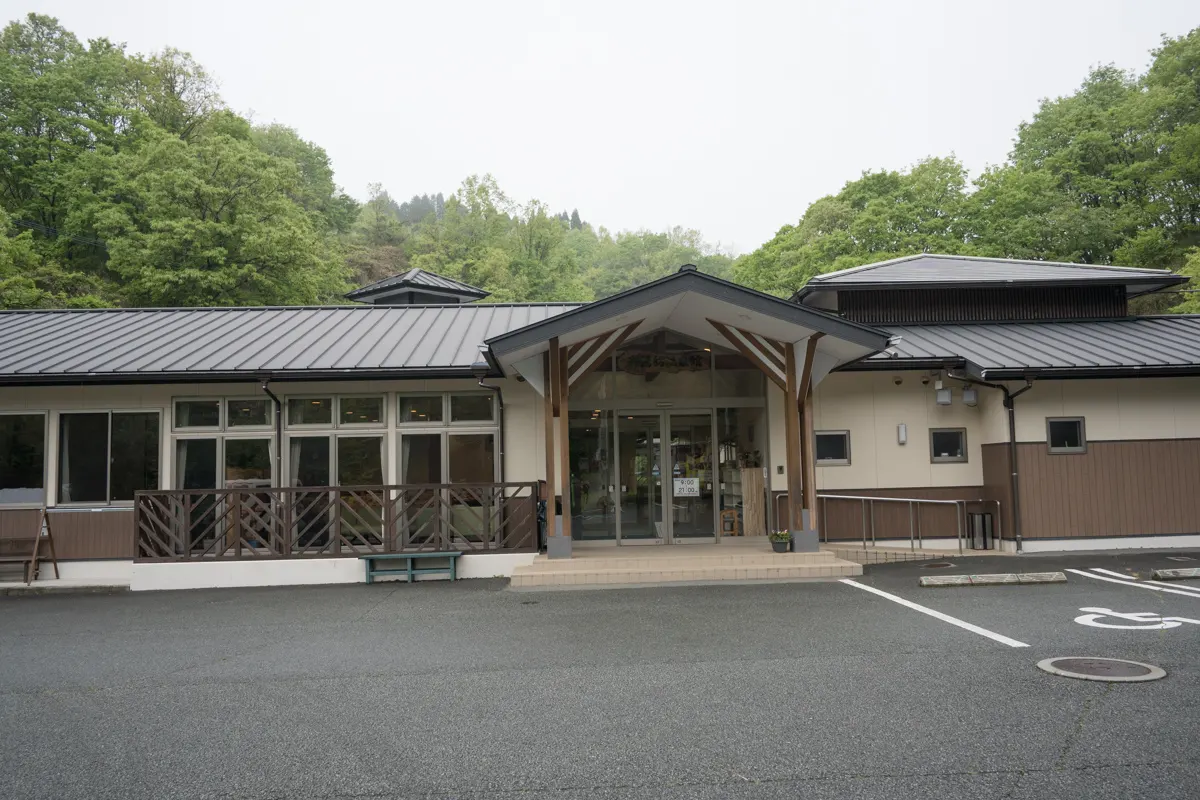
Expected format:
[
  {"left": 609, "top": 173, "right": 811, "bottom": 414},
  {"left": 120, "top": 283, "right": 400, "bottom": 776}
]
[{"left": 1, "top": 550, "right": 1198, "bottom": 800}]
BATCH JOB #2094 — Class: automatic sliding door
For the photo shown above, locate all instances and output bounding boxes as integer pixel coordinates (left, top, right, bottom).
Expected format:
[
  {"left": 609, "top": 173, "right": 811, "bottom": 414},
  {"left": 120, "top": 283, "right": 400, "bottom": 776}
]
[
  {"left": 668, "top": 413, "right": 715, "bottom": 541},
  {"left": 617, "top": 414, "right": 663, "bottom": 541}
]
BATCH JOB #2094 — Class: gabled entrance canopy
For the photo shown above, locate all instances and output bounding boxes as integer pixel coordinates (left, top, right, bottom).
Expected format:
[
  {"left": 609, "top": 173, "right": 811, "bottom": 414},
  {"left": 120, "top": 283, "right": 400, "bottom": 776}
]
[{"left": 485, "top": 266, "right": 893, "bottom": 558}]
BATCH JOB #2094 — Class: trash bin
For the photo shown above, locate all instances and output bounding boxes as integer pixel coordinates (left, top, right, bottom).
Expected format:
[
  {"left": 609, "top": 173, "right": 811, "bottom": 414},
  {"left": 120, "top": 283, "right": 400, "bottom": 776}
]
[{"left": 968, "top": 512, "right": 994, "bottom": 550}]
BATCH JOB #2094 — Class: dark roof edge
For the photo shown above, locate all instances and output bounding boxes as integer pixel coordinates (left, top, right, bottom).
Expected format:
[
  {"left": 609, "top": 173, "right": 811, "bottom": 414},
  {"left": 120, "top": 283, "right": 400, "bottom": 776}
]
[
  {"left": 0, "top": 367, "right": 497, "bottom": 388},
  {"left": 979, "top": 365, "right": 1200, "bottom": 380},
  {"left": 346, "top": 282, "right": 490, "bottom": 301},
  {"left": 838, "top": 357, "right": 965, "bottom": 372},
  {"left": 0, "top": 302, "right": 581, "bottom": 316},
  {"left": 793, "top": 273, "right": 1187, "bottom": 300}
]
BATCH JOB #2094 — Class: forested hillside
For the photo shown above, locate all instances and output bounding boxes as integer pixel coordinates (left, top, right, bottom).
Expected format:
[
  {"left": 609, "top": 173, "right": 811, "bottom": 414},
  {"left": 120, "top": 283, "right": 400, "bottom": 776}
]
[
  {"left": 734, "top": 29, "right": 1200, "bottom": 313},
  {"left": 0, "top": 14, "right": 732, "bottom": 308},
  {"left": 2, "top": 13, "right": 1198, "bottom": 311}
]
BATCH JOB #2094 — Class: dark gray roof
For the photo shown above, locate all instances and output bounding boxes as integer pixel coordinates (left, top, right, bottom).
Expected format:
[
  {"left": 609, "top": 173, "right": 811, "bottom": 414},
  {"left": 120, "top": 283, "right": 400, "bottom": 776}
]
[
  {"left": 861, "top": 316, "right": 1200, "bottom": 378},
  {"left": 345, "top": 268, "right": 489, "bottom": 302},
  {"left": 0, "top": 304, "right": 580, "bottom": 384},
  {"left": 795, "top": 254, "right": 1185, "bottom": 299}
]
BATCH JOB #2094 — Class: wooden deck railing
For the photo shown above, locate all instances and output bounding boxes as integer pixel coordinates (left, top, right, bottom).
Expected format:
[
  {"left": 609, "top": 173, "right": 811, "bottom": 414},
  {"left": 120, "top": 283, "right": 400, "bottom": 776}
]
[{"left": 134, "top": 483, "right": 539, "bottom": 561}]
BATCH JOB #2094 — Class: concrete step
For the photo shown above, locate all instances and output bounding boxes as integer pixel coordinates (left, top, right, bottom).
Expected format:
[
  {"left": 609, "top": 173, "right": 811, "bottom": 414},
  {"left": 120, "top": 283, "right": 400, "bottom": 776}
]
[
  {"left": 510, "top": 557, "right": 862, "bottom": 588},
  {"left": 520, "top": 550, "right": 838, "bottom": 572}
]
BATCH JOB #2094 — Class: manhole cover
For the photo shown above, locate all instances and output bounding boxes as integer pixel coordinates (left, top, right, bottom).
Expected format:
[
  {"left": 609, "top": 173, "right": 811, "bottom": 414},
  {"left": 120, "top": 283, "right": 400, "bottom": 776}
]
[
  {"left": 521, "top": 600, "right": 539, "bottom": 605},
  {"left": 1037, "top": 657, "right": 1166, "bottom": 682},
  {"left": 922, "top": 562, "right": 955, "bottom": 569},
  {"left": 1166, "top": 556, "right": 1196, "bottom": 562}
]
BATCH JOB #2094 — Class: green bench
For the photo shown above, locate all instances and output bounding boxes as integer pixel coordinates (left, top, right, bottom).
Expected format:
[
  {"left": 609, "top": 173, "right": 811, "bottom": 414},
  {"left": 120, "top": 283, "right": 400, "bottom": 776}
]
[{"left": 361, "top": 551, "right": 463, "bottom": 584}]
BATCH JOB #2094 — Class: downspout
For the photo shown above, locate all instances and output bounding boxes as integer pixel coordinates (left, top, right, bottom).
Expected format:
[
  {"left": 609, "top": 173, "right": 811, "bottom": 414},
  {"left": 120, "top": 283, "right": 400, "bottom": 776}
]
[
  {"left": 260, "top": 380, "right": 283, "bottom": 486},
  {"left": 949, "top": 372, "right": 1033, "bottom": 553},
  {"left": 472, "top": 351, "right": 505, "bottom": 482}
]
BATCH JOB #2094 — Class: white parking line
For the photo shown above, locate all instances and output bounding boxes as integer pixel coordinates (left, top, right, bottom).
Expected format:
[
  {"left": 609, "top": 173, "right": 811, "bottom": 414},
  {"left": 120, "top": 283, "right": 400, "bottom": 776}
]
[
  {"left": 1086, "top": 567, "right": 1200, "bottom": 596},
  {"left": 1090, "top": 567, "right": 1141, "bottom": 580},
  {"left": 1067, "top": 569, "right": 1200, "bottom": 599},
  {"left": 839, "top": 578, "right": 1030, "bottom": 648}
]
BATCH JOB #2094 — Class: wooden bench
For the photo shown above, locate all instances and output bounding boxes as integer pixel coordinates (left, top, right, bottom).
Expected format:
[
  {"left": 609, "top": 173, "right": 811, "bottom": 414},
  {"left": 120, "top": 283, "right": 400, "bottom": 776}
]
[
  {"left": 360, "top": 551, "right": 463, "bottom": 584},
  {"left": 0, "top": 509, "right": 60, "bottom": 585}
]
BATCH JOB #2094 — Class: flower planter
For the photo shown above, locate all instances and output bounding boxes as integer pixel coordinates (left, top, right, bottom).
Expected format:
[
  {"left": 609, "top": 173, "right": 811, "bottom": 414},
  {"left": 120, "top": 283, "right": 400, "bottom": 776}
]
[{"left": 771, "top": 539, "right": 790, "bottom": 553}]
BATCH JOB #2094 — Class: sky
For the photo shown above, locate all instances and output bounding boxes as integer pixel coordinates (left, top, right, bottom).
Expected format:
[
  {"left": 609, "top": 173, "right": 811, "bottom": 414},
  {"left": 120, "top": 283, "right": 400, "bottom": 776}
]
[{"left": 10, "top": 0, "right": 1199, "bottom": 254}]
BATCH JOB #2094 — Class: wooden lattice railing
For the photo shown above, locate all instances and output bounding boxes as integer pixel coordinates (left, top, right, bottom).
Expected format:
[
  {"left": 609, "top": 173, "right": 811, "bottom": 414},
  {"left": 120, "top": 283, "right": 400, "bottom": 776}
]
[{"left": 134, "top": 483, "right": 539, "bottom": 561}]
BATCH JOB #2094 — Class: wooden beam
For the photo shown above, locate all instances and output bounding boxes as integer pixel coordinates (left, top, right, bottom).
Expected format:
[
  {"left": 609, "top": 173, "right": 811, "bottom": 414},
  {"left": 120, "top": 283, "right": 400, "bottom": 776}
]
[
  {"left": 543, "top": 349, "right": 557, "bottom": 541},
  {"left": 568, "top": 321, "right": 641, "bottom": 388},
  {"left": 783, "top": 342, "right": 804, "bottom": 534},
  {"left": 796, "top": 333, "right": 824, "bottom": 409},
  {"left": 748, "top": 333, "right": 786, "bottom": 373},
  {"left": 802, "top": 387, "right": 818, "bottom": 530},
  {"left": 707, "top": 319, "right": 785, "bottom": 390},
  {"left": 557, "top": 345, "right": 572, "bottom": 539}
]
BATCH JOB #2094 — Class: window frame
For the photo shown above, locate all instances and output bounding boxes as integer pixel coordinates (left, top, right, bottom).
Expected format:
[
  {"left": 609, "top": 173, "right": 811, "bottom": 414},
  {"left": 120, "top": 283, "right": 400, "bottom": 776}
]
[
  {"left": 224, "top": 397, "right": 275, "bottom": 430},
  {"left": 1046, "top": 416, "right": 1087, "bottom": 455},
  {"left": 0, "top": 410, "right": 48, "bottom": 508},
  {"left": 929, "top": 427, "right": 968, "bottom": 464},
  {"left": 174, "top": 432, "right": 277, "bottom": 490},
  {"left": 285, "top": 396, "right": 336, "bottom": 429},
  {"left": 172, "top": 398, "right": 223, "bottom": 432},
  {"left": 396, "top": 393, "right": 447, "bottom": 427},
  {"left": 336, "top": 394, "right": 387, "bottom": 428},
  {"left": 814, "top": 430, "right": 851, "bottom": 466},
  {"left": 448, "top": 392, "right": 496, "bottom": 425},
  {"left": 58, "top": 409, "right": 162, "bottom": 506}
]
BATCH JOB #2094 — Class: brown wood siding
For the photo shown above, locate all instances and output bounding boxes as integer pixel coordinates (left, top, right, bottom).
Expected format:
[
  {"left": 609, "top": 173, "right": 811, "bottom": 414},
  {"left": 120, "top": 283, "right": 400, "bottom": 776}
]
[
  {"left": 0, "top": 508, "right": 135, "bottom": 559},
  {"left": 838, "top": 285, "right": 1127, "bottom": 324},
  {"left": 774, "top": 486, "right": 987, "bottom": 541},
  {"left": 982, "top": 439, "right": 1200, "bottom": 540}
]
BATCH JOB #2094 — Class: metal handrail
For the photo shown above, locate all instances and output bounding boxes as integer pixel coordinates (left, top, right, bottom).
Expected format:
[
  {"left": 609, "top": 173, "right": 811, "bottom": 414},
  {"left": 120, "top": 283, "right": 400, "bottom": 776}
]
[{"left": 817, "top": 494, "right": 1003, "bottom": 554}]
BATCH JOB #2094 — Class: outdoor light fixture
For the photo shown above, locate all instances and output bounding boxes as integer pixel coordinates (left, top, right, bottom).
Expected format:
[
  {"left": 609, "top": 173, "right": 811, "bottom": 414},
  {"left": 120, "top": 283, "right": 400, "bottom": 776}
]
[
  {"left": 962, "top": 388, "right": 978, "bottom": 407},
  {"left": 936, "top": 388, "right": 952, "bottom": 406},
  {"left": 897, "top": 423, "right": 908, "bottom": 445}
]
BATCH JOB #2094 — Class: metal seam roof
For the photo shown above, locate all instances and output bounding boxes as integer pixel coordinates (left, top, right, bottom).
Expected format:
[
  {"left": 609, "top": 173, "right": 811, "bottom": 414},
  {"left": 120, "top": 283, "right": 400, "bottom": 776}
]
[{"left": 345, "top": 268, "right": 490, "bottom": 300}]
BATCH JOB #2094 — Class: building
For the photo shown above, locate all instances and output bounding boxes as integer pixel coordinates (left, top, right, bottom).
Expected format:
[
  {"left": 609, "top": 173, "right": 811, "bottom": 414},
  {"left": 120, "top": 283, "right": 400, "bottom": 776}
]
[{"left": 0, "top": 257, "right": 1197, "bottom": 590}]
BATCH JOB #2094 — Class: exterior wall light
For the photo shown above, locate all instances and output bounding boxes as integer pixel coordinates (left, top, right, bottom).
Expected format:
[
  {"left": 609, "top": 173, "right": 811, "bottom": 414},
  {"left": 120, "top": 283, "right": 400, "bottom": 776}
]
[
  {"left": 936, "top": 388, "right": 952, "bottom": 406},
  {"left": 897, "top": 423, "right": 907, "bottom": 445},
  {"left": 962, "top": 388, "right": 978, "bottom": 407}
]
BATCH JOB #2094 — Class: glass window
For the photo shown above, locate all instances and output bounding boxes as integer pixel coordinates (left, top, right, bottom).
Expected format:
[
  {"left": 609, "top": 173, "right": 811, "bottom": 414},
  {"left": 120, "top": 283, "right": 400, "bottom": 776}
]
[
  {"left": 1048, "top": 418, "right": 1086, "bottom": 453},
  {"left": 224, "top": 439, "right": 272, "bottom": 487},
  {"left": 398, "top": 396, "right": 443, "bottom": 423},
  {"left": 448, "top": 434, "right": 495, "bottom": 483},
  {"left": 109, "top": 413, "right": 160, "bottom": 501},
  {"left": 289, "top": 437, "right": 331, "bottom": 487},
  {"left": 930, "top": 428, "right": 967, "bottom": 463},
  {"left": 815, "top": 431, "right": 851, "bottom": 465},
  {"left": 339, "top": 397, "right": 384, "bottom": 425},
  {"left": 288, "top": 398, "right": 333, "bottom": 426},
  {"left": 227, "top": 399, "right": 271, "bottom": 427},
  {"left": 450, "top": 394, "right": 494, "bottom": 422},
  {"left": 401, "top": 433, "right": 442, "bottom": 483},
  {"left": 175, "top": 400, "right": 220, "bottom": 428},
  {"left": 58, "top": 413, "right": 109, "bottom": 503},
  {"left": 176, "top": 439, "right": 218, "bottom": 490},
  {"left": 337, "top": 437, "right": 384, "bottom": 485},
  {"left": 0, "top": 414, "right": 45, "bottom": 504}
]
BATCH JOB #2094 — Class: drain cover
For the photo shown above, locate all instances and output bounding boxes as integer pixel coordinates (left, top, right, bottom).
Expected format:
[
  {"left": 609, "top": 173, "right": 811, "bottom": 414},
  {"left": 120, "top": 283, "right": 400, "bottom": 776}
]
[
  {"left": 1166, "top": 556, "right": 1196, "bottom": 562},
  {"left": 1037, "top": 657, "right": 1166, "bottom": 682},
  {"left": 922, "top": 562, "right": 955, "bottom": 569}
]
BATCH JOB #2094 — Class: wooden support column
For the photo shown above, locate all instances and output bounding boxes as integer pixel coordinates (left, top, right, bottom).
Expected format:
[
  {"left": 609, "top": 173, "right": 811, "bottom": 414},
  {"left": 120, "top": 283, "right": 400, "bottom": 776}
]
[
  {"left": 802, "top": 387, "right": 818, "bottom": 532},
  {"left": 557, "top": 342, "right": 572, "bottom": 540},
  {"left": 783, "top": 342, "right": 804, "bottom": 533},
  {"left": 543, "top": 350, "right": 557, "bottom": 543}
]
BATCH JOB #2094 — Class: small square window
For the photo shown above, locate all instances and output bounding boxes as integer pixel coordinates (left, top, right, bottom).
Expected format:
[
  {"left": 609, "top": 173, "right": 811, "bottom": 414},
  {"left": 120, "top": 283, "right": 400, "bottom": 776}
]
[
  {"left": 450, "top": 394, "right": 493, "bottom": 422},
  {"left": 288, "top": 398, "right": 333, "bottom": 426},
  {"left": 930, "top": 428, "right": 967, "bottom": 463},
  {"left": 815, "top": 431, "right": 850, "bottom": 465},
  {"left": 227, "top": 399, "right": 271, "bottom": 427},
  {"left": 340, "top": 396, "right": 384, "bottom": 425},
  {"left": 398, "top": 396, "right": 443, "bottom": 423},
  {"left": 1047, "top": 417, "right": 1086, "bottom": 453},
  {"left": 175, "top": 400, "right": 220, "bottom": 429}
]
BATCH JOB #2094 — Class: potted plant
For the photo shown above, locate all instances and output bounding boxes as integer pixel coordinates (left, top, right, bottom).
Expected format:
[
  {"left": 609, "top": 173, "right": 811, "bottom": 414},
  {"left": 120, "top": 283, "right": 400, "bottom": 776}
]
[{"left": 768, "top": 529, "right": 791, "bottom": 553}]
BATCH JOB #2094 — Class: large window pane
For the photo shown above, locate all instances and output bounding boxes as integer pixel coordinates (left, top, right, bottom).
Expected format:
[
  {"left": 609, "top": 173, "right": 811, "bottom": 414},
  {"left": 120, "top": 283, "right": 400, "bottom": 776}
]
[
  {"left": 398, "top": 396, "right": 443, "bottom": 423},
  {"left": 450, "top": 394, "right": 493, "bottom": 422},
  {"left": 337, "top": 437, "right": 384, "bottom": 485},
  {"left": 815, "top": 431, "right": 850, "bottom": 465},
  {"left": 448, "top": 434, "right": 495, "bottom": 483},
  {"left": 287, "top": 398, "right": 332, "bottom": 426},
  {"left": 58, "top": 413, "right": 109, "bottom": 503},
  {"left": 401, "top": 434, "right": 442, "bottom": 483},
  {"left": 224, "top": 439, "right": 272, "bottom": 487},
  {"left": 110, "top": 413, "right": 160, "bottom": 501},
  {"left": 0, "top": 414, "right": 45, "bottom": 504},
  {"left": 340, "top": 397, "right": 384, "bottom": 425},
  {"left": 290, "top": 436, "right": 331, "bottom": 487},
  {"left": 176, "top": 439, "right": 217, "bottom": 490},
  {"left": 175, "top": 400, "right": 220, "bottom": 428},
  {"left": 227, "top": 399, "right": 271, "bottom": 427}
]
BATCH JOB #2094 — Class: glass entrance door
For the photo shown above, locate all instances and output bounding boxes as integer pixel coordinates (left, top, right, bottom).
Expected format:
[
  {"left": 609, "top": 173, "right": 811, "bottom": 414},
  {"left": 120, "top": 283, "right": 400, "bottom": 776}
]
[
  {"left": 667, "top": 413, "right": 715, "bottom": 541},
  {"left": 616, "top": 414, "right": 664, "bottom": 541}
]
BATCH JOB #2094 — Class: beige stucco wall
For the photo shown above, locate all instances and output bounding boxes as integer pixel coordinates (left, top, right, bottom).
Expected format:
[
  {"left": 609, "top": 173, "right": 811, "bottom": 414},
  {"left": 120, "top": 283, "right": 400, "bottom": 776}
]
[
  {"left": 1004, "top": 377, "right": 1200, "bottom": 443},
  {"left": 0, "top": 378, "right": 545, "bottom": 506}
]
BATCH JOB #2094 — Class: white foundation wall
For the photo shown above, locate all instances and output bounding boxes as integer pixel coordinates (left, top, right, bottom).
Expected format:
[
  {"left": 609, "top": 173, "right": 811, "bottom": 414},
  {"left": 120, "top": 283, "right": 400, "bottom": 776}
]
[{"left": 1006, "top": 377, "right": 1200, "bottom": 442}]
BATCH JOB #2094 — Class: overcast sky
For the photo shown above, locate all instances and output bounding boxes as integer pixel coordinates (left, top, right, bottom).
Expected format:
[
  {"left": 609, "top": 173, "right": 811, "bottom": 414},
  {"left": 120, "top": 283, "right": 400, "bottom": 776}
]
[{"left": 13, "top": 0, "right": 1199, "bottom": 253}]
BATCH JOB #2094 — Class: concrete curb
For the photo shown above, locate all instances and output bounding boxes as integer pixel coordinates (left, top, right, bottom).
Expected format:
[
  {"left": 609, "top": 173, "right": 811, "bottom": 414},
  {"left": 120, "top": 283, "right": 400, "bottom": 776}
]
[
  {"left": 2, "top": 585, "right": 130, "bottom": 597},
  {"left": 920, "top": 571, "right": 1067, "bottom": 588},
  {"left": 1151, "top": 567, "right": 1200, "bottom": 581}
]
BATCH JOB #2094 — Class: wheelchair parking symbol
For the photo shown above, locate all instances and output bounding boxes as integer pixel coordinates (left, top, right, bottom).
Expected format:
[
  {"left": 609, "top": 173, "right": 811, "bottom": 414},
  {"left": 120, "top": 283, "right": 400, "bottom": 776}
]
[{"left": 1074, "top": 607, "right": 1200, "bottom": 630}]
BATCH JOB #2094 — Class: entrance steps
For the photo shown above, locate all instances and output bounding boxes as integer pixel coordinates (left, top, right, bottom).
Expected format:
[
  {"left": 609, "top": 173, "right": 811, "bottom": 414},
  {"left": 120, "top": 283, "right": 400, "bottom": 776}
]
[{"left": 510, "top": 544, "right": 862, "bottom": 589}]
